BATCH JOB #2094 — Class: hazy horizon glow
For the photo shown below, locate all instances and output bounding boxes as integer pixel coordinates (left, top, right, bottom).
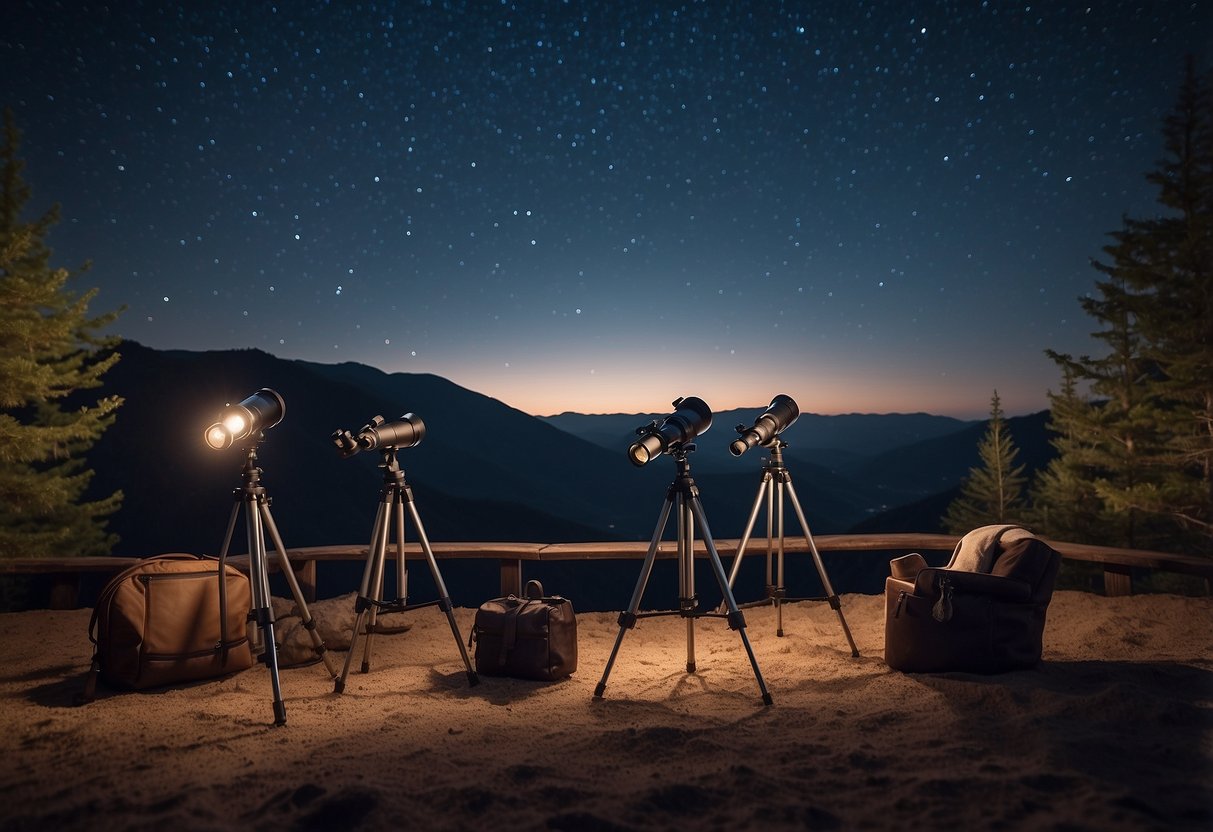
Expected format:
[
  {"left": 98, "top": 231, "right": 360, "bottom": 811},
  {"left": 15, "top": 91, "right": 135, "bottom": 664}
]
[{"left": 4, "top": 2, "right": 1209, "bottom": 420}]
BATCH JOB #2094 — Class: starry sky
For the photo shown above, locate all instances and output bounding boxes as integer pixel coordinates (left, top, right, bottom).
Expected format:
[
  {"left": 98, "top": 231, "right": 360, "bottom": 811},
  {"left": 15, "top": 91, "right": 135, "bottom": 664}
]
[{"left": 3, "top": 1, "right": 1210, "bottom": 419}]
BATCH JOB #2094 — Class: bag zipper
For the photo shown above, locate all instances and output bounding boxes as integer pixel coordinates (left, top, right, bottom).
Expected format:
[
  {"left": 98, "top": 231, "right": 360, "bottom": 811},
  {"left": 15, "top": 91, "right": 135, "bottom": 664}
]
[{"left": 932, "top": 575, "right": 954, "bottom": 622}]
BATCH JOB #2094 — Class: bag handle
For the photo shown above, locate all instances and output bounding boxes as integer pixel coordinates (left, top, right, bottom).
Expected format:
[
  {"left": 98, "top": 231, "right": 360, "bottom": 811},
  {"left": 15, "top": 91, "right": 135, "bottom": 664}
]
[{"left": 524, "top": 580, "right": 544, "bottom": 600}]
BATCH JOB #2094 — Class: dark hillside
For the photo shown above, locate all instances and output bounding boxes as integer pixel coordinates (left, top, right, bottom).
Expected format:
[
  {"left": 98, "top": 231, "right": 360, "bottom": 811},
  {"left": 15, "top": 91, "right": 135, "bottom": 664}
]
[{"left": 85, "top": 342, "right": 639, "bottom": 560}]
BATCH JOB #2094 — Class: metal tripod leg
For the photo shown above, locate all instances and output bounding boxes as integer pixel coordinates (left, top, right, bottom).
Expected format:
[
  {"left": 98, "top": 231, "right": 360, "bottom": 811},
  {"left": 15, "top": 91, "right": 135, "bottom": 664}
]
[
  {"left": 785, "top": 480, "right": 859, "bottom": 657},
  {"left": 336, "top": 484, "right": 478, "bottom": 693},
  {"left": 679, "top": 492, "right": 696, "bottom": 674},
  {"left": 725, "top": 475, "right": 782, "bottom": 632},
  {"left": 774, "top": 476, "right": 786, "bottom": 636},
  {"left": 219, "top": 497, "right": 287, "bottom": 726},
  {"left": 260, "top": 503, "right": 339, "bottom": 678},
  {"left": 688, "top": 495, "right": 773, "bottom": 705},
  {"left": 594, "top": 487, "right": 772, "bottom": 706},
  {"left": 594, "top": 496, "right": 673, "bottom": 698},
  {"left": 723, "top": 459, "right": 859, "bottom": 655},
  {"left": 336, "top": 498, "right": 391, "bottom": 693},
  {"left": 360, "top": 495, "right": 412, "bottom": 659},
  {"left": 726, "top": 474, "right": 769, "bottom": 589},
  {"left": 357, "top": 499, "right": 394, "bottom": 674},
  {"left": 405, "top": 500, "right": 479, "bottom": 685}
]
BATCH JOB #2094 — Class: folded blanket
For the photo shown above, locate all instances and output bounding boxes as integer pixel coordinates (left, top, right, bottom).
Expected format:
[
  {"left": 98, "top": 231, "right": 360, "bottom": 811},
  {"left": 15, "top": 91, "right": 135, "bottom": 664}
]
[{"left": 949, "top": 524, "right": 1034, "bottom": 573}]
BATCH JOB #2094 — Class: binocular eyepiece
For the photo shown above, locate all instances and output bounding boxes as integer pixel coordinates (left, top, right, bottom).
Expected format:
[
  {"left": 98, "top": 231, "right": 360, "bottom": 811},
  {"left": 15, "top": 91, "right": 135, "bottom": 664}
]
[
  {"left": 730, "top": 394, "right": 799, "bottom": 456},
  {"left": 332, "top": 413, "right": 425, "bottom": 458},
  {"left": 627, "top": 396, "right": 713, "bottom": 466}
]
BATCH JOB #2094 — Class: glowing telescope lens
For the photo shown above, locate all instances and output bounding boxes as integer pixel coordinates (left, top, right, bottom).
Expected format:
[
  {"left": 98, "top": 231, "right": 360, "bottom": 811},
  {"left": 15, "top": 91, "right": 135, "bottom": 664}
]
[
  {"left": 205, "top": 424, "right": 233, "bottom": 450},
  {"left": 204, "top": 388, "right": 285, "bottom": 450}
]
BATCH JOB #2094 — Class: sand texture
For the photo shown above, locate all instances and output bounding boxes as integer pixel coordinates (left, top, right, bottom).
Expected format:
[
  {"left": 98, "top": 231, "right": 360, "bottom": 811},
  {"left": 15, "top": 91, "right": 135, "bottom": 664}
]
[{"left": 2, "top": 590, "right": 1211, "bottom": 831}]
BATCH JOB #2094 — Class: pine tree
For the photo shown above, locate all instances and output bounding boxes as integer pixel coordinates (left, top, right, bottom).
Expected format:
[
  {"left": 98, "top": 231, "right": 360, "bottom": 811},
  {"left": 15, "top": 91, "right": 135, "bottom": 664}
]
[
  {"left": 0, "top": 111, "right": 124, "bottom": 557},
  {"left": 1042, "top": 61, "right": 1213, "bottom": 552},
  {"left": 943, "top": 391, "right": 1028, "bottom": 534},
  {"left": 1114, "top": 59, "right": 1213, "bottom": 547},
  {"left": 1026, "top": 368, "right": 1114, "bottom": 545},
  {"left": 1038, "top": 262, "right": 1169, "bottom": 549}
]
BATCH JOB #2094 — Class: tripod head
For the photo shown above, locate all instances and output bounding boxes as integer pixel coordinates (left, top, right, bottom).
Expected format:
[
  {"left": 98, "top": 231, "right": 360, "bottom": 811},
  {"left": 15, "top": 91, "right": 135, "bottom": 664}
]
[
  {"left": 760, "top": 437, "right": 789, "bottom": 473},
  {"left": 375, "top": 443, "right": 409, "bottom": 484},
  {"left": 231, "top": 441, "right": 270, "bottom": 499}
]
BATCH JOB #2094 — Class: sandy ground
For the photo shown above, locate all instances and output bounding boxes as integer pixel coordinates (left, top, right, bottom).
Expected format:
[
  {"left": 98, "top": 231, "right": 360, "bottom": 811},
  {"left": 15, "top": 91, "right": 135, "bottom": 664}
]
[{"left": 1, "top": 590, "right": 1211, "bottom": 831}]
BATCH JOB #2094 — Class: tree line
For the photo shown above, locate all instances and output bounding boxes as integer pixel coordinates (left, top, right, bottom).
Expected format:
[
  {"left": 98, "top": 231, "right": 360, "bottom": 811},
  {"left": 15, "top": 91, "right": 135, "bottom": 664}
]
[{"left": 945, "top": 60, "right": 1212, "bottom": 559}]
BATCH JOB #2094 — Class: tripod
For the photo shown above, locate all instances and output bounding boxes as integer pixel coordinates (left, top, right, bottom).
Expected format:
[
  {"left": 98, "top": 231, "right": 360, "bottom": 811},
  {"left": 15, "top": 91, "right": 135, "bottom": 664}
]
[
  {"left": 595, "top": 446, "right": 773, "bottom": 705},
  {"left": 335, "top": 445, "right": 478, "bottom": 693},
  {"left": 725, "top": 439, "right": 859, "bottom": 655},
  {"left": 216, "top": 444, "right": 339, "bottom": 726}
]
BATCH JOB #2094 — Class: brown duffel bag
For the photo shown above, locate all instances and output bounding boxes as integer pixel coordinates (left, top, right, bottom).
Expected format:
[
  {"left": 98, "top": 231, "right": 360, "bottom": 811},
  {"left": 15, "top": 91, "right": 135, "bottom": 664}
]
[
  {"left": 470, "top": 580, "right": 577, "bottom": 681},
  {"left": 82, "top": 554, "right": 253, "bottom": 699}
]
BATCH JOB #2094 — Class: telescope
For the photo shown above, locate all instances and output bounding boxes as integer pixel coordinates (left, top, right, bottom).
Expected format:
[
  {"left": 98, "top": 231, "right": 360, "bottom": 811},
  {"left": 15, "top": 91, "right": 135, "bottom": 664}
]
[
  {"left": 627, "top": 396, "right": 712, "bottom": 466},
  {"left": 332, "top": 414, "right": 425, "bottom": 458},
  {"left": 729, "top": 394, "right": 799, "bottom": 456},
  {"left": 206, "top": 386, "right": 340, "bottom": 725},
  {"left": 204, "top": 389, "right": 286, "bottom": 450}
]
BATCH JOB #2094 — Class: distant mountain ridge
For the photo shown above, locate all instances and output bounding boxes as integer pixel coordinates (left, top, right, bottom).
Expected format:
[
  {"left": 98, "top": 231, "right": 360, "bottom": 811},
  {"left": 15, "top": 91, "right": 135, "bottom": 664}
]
[{"left": 77, "top": 342, "right": 1056, "bottom": 606}]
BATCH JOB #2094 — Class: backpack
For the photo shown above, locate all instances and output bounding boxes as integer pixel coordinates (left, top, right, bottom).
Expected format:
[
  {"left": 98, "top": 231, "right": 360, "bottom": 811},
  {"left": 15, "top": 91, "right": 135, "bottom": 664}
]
[{"left": 82, "top": 554, "right": 253, "bottom": 700}]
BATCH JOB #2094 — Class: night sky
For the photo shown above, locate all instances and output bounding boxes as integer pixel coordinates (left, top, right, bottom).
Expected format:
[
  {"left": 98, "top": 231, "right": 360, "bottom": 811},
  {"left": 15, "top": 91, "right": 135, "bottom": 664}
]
[{"left": 4, "top": 2, "right": 1210, "bottom": 418}]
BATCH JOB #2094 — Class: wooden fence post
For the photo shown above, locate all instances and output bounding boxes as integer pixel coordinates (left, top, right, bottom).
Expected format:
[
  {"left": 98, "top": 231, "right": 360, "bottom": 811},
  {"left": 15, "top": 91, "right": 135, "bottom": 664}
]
[
  {"left": 1103, "top": 563, "right": 1133, "bottom": 596},
  {"left": 500, "top": 559, "right": 521, "bottom": 597}
]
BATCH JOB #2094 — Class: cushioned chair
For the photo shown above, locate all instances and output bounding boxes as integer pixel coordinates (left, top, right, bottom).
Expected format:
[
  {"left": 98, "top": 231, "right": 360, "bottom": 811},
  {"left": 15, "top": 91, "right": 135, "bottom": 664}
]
[{"left": 884, "top": 525, "right": 1061, "bottom": 673}]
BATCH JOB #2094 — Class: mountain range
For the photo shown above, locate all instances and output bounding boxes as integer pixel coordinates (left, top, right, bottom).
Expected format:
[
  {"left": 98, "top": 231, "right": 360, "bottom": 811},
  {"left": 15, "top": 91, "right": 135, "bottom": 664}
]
[{"left": 76, "top": 341, "right": 1056, "bottom": 606}]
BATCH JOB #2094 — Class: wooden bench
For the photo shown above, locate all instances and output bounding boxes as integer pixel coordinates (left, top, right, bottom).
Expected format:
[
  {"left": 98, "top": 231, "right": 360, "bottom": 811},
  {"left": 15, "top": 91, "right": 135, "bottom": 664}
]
[{"left": 1, "top": 534, "right": 1209, "bottom": 609}]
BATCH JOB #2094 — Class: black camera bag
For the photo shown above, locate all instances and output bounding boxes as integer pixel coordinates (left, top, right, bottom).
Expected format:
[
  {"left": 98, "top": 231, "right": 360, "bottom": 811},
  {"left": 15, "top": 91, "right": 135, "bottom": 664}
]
[{"left": 470, "top": 580, "right": 577, "bottom": 681}]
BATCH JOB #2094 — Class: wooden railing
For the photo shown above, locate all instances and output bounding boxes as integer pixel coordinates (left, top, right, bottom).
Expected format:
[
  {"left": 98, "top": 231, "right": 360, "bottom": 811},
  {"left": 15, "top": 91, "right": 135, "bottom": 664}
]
[{"left": 2, "top": 534, "right": 1211, "bottom": 609}]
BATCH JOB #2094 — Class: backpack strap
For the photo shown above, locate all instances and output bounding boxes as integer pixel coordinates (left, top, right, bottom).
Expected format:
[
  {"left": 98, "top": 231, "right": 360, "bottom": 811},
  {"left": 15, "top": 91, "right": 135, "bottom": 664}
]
[
  {"left": 78, "top": 656, "right": 101, "bottom": 705},
  {"left": 499, "top": 598, "right": 533, "bottom": 666},
  {"left": 78, "top": 599, "right": 107, "bottom": 703},
  {"left": 204, "top": 554, "right": 237, "bottom": 662}
]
